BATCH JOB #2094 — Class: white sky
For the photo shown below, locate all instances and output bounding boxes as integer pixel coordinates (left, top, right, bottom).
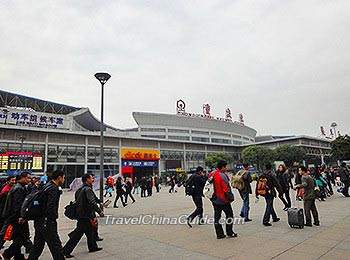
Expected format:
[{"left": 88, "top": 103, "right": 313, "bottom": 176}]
[{"left": 1, "top": 0, "right": 349, "bottom": 137}]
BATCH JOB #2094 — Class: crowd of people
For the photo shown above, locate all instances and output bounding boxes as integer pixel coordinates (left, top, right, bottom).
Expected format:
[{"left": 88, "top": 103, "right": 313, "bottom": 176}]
[
  {"left": 184, "top": 161, "right": 350, "bottom": 239},
  {"left": 0, "top": 161, "right": 348, "bottom": 258}
]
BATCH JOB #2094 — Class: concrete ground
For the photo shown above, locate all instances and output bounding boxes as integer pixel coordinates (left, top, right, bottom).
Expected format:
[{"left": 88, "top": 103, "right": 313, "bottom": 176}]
[{"left": 9, "top": 185, "right": 350, "bottom": 260}]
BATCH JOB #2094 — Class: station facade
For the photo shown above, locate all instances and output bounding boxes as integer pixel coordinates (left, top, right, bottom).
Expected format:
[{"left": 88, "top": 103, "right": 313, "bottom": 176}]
[{"left": 0, "top": 90, "right": 331, "bottom": 187}]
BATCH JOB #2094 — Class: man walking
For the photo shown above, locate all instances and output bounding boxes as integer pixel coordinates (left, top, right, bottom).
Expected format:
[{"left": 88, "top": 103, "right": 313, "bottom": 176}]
[
  {"left": 293, "top": 166, "right": 320, "bottom": 226},
  {"left": 124, "top": 177, "right": 136, "bottom": 204},
  {"left": 62, "top": 174, "right": 104, "bottom": 258},
  {"left": 186, "top": 166, "right": 206, "bottom": 228},
  {"left": 0, "top": 175, "right": 16, "bottom": 248},
  {"left": 2, "top": 172, "right": 31, "bottom": 260},
  {"left": 154, "top": 175, "right": 161, "bottom": 193},
  {"left": 256, "top": 163, "right": 281, "bottom": 226},
  {"left": 28, "top": 170, "right": 66, "bottom": 260},
  {"left": 209, "top": 161, "right": 237, "bottom": 239},
  {"left": 238, "top": 163, "right": 253, "bottom": 222}
]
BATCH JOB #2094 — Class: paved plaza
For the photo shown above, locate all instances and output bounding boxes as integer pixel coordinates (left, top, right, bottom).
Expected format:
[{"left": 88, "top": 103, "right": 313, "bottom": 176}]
[{"left": 21, "top": 186, "right": 350, "bottom": 260}]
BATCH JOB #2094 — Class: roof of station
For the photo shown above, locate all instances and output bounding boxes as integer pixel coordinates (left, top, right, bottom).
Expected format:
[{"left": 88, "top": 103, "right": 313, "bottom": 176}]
[
  {"left": 133, "top": 111, "right": 257, "bottom": 137},
  {"left": 0, "top": 89, "right": 80, "bottom": 115}
]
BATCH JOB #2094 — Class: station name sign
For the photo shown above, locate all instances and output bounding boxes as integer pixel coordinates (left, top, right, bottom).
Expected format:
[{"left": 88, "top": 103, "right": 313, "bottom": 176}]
[
  {"left": 0, "top": 107, "right": 69, "bottom": 129},
  {"left": 176, "top": 100, "right": 234, "bottom": 123}
]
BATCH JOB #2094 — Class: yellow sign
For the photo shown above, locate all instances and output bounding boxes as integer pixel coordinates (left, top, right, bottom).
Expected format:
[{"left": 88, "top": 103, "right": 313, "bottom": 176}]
[
  {"left": 176, "top": 168, "right": 182, "bottom": 172},
  {"left": 121, "top": 148, "right": 160, "bottom": 160}
]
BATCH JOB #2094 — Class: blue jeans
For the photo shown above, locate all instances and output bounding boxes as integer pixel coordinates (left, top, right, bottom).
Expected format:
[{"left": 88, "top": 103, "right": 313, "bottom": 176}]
[{"left": 239, "top": 192, "right": 250, "bottom": 220}]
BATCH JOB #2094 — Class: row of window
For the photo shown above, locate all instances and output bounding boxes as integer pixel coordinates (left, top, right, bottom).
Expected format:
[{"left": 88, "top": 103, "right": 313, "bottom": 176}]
[
  {"left": 140, "top": 128, "right": 252, "bottom": 141},
  {"left": 141, "top": 134, "right": 243, "bottom": 145}
]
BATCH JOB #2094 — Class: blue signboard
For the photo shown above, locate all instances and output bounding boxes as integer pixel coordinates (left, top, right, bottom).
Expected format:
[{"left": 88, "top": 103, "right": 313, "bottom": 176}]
[
  {"left": 236, "top": 164, "right": 256, "bottom": 175},
  {"left": 122, "top": 161, "right": 158, "bottom": 167}
]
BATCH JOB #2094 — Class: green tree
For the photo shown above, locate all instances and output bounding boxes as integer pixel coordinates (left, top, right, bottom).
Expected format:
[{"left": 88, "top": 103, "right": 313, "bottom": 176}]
[
  {"left": 205, "top": 153, "right": 232, "bottom": 169},
  {"left": 331, "top": 135, "right": 350, "bottom": 161},
  {"left": 274, "top": 145, "right": 306, "bottom": 167},
  {"left": 241, "top": 146, "right": 275, "bottom": 171}
]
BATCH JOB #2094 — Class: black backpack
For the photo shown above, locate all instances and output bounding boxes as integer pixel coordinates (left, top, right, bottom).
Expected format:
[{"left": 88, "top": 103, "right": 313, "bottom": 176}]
[
  {"left": 21, "top": 188, "right": 47, "bottom": 220},
  {"left": 64, "top": 186, "right": 86, "bottom": 220},
  {"left": 185, "top": 175, "right": 196, "bottom": 196}
]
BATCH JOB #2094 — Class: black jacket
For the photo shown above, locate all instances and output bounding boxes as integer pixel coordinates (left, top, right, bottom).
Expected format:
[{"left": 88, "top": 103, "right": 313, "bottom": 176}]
[
  {"left": 188, "top": 173, "right": 206, "bottom": 196},
  {"left": 76, "top": 184, "right": 102, "bottom": 220},
  {"left": 6, "top": 182, "right": 27, "bottom": 222},
  {"left": 276, "top": 170, "right": 291, "bottom": 190},
  {"left": 256, "top": 171, "right": 281, "bottom": 198},
  {"left": 339, "top": 166, "right": 350, "bottom": 182},
  {"left": 125, "top": 182, "right": 133, "bottom": 194},
  {"left": 41, "top": 181, "right": 61, "bottom": 220},
  {"left": 140, "top": 178, "right": 147, "bottom": 189},
  {"left": 115, "top": 181, "right": 125, "bottom": 195}
]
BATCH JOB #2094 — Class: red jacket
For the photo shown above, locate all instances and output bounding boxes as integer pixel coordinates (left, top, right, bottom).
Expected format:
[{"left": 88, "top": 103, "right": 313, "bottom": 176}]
[{"left": 209, "top": 169, "right": 234, "bottom": 204}]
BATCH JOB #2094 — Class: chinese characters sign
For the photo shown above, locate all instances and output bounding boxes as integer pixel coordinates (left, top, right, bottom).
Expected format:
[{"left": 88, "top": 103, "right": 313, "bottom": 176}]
[
  {"left": 0, "top": 107, "right": 69, "bottom": 129},
  {"left": 121, "top": 148, "right": 160, "bottom": 161},
  {"left": 176, "top": 100, "right": 233, "bottom": 122}
]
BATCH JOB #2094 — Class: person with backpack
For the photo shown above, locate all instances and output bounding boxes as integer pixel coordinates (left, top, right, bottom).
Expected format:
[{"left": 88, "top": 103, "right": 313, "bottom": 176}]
[
  {"left": 62, "top": 173, "right": 104, "bottom": 258},
  {"left": 1, "top": 172, "right": 31, "bottom": 260},
  {"left": 113, "top": 176, "right": 127, "bottom": 207},
  {"left": 276, "top": 164, "right": 292, "bottom": 211},
  {"left": 186, "top": 166, "right": 206, "bottom": 228},
  {"left": 237, "top": 163, "right": 253, "bottom": 222},
  {"left": 124, "top": 177, "right": 136, "bottom": 204},
  {"left": 209, "top": 160, "right": 237, "bottom": 239},
  {"left": 256, "top": 163, "right": 281, "bottom": 226},
  {"left": 140, "top": 176, "right": 147, "bottom": 197},
  {"left": 104, "top": 176, "right": 114, "bottom": 197},
  {"left": 27, "top": 170, "right": 66, "bottom": 260},
  {"left": 293, "top": 166, "right": 320, "bottom": 227}
]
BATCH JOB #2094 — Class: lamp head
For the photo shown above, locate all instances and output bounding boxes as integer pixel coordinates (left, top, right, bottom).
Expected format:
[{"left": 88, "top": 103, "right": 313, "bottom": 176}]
[{"left": 94, "top": 72, "right": 111, "bottom": 84}]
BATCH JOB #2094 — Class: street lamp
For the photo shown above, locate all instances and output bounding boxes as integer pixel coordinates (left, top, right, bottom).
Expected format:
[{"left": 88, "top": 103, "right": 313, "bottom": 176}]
[
  {"left": 94, "top": 72, "right": 111, "bottom": 205},
  {"left": 18, "top": 135, "right": 27, "bottom": 172}
]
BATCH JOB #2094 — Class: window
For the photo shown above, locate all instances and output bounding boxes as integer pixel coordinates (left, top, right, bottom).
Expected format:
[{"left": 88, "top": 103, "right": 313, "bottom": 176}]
[
  {"left": 192, "top": 137, "right": 210, "bottom": 143},
  {"left": 211, "top": 138, "right": 231, "bottom": 144},
  {"left": 191, "top": 130, "right": 209, "bottom": 135},
  {"left": 141, "top": 135, "right": 166, "bottom": 139},
  {"left": 140, "top": 128, "right": 166, "bottom": 132},
  {"left": 168, "top": 136, "right": 190, "bottom": 141},
  {"left": 211, "top": 132, "right": 231, "bottom": 137},
  {"left": 168, "top": 129, "right": 190, "bottom": 133}
]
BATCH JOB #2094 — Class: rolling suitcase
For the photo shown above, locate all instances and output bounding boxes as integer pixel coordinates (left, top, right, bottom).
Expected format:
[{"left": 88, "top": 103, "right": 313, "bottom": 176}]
[
  {"left": 287, "top": 190, "right": 304, "bottom": 229},
  {"left": 287, "top": 207, "right": 304, "bottom": 229}
]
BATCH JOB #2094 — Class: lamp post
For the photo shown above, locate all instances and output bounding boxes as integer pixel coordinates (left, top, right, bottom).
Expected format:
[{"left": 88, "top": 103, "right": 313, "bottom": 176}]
[
  {"left": 94, "top": 72, "right": 111, "bottom": 205},
  {"left": 18, "top": 136, "right": 26, "bottom": 173}
]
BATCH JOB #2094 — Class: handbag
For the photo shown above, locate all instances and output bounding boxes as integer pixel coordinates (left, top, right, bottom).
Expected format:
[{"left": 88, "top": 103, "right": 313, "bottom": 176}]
[
  {"left": 4, "top": 224, "right": 13, "bottom": 241},
  {"left": 64, "top": 201, "right": 77, "bottom": 220},
  {"left": 314, "top": 186, "right": 321, "bottom": 198}
]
